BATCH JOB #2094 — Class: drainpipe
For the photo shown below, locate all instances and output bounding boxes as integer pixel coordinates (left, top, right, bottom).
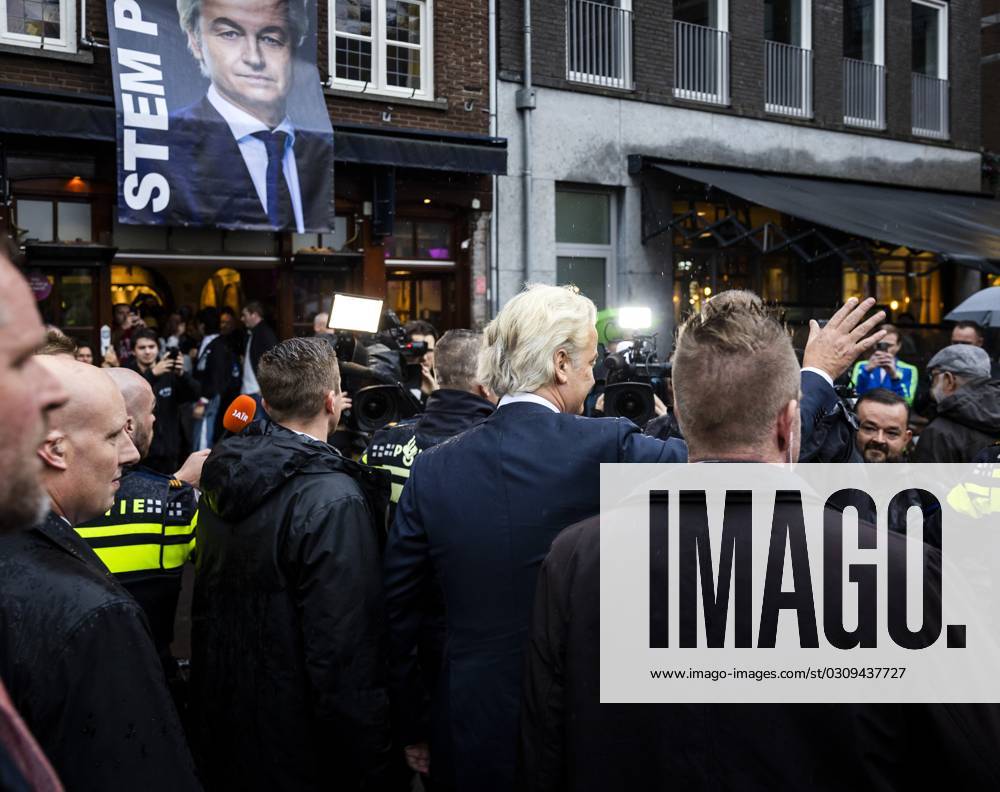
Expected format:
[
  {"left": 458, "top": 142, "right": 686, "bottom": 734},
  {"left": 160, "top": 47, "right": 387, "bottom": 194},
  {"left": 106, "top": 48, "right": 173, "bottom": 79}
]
[
  {"left": 488, "top": 0, "right": 500, "bottom": 315},
  {"left": 516, "top": 0, "right": 536, "bottom": 284}
]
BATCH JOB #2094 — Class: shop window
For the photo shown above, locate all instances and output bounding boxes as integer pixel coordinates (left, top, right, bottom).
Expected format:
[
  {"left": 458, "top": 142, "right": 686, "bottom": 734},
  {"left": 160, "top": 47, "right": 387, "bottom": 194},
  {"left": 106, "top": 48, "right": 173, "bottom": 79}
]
[
  {"left": 841, "top": 255, "right": 941, "bottom": 324},
  {"left": 387, "top": 275, "right": 453, "bottom": 328},
  {"left": 0, "top": 0, "right": 77, "bottom": 53},
  {"left": 200, "top": 268, "right": 243, "bottom": 312},
  {"left": 111, "top": 265, "right": 165, "bottom": 310},
  {"left": 14, "top": 198, "right": 92, "bottom": 243},
  {"left": 293, "top": 216, "right": 351, "bottom": 253},
  {"left": 555, "top": 187, "right": 614, "bottom": 310},
  {"left": 292, "top": 269, "right": 354, "bottom": 335},
  {"left": 384, "top": 219, "right": 452, "bottom": 262},
  {"left": 30, "top": 268, "right": 95, "bottom": 341},
  {"left": 330, "top": 0, "right": 434, "bottom": 100}
]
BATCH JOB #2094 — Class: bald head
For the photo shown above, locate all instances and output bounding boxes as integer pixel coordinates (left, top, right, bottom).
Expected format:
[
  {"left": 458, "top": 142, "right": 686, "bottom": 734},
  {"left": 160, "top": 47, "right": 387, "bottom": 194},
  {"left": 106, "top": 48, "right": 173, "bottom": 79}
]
[
  {"left": 106, "top": 367, "right": 156, "bottom": 459},
  {"left": 37, "top": 356, "right": 122, "bottom": 434},
  {"left": 35, "top": 356, "right": 140, "bottom": 525}
]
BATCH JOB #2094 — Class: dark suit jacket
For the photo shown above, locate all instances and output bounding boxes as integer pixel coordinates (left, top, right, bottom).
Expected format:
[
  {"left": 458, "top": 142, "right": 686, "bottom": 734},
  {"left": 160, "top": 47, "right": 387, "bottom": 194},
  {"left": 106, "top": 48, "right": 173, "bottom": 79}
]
[
  {"left": 519, "top": 506, "right": 1000, "bottom": 792},
  {"left": 247, "top": 321, "right": 278, "bottom": 379},
  {"left": 160, "top": 97, "right": 332, "bottom": 231},
  {"left": 384, "top": 404, "right": 687, "bottom": 791}
]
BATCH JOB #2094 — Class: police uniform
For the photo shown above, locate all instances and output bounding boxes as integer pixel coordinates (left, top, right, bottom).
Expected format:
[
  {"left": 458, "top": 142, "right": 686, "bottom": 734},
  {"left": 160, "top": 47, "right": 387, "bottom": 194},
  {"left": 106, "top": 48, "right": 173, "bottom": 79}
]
[
  {"left": 74, "top": 467, "right": 198, "bottom": 669},
  {"left": 362, "top": 388, "right": 496, "bottom": 524}
]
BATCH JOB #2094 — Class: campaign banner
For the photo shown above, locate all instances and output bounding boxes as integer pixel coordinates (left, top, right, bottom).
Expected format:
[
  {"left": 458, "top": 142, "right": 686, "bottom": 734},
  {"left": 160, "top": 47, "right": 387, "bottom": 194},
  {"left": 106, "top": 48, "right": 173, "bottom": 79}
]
[
  {"left": 600, "top": 463, "right": 1000, "bottom": 703},
  {"left": 106, "top": 0, "right": 333, "bottom": 232}
]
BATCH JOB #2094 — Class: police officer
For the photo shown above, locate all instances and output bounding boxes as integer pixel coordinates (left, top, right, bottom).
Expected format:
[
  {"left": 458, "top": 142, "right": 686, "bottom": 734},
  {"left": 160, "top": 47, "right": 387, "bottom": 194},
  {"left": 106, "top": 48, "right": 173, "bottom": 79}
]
[
  {"left": 363, "top": 330, "right": 496, "bottom": 522},
  {"left": 75, "top": 368, "right": 207, "bottom": 675}
]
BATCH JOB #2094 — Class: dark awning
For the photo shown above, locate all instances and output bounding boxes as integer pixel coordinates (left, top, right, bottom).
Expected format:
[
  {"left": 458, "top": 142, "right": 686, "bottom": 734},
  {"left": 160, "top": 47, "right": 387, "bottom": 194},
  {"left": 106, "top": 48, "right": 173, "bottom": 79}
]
[
  {"left": 0, "top": 88, "right": 507, "bottom": 175},
  {"left": 333, "top": 127, "right": 507, "bottom": 174},
  {"left": 0, "top": 92, "right": 115, "bottom": 140},
  {"left": 649, "top": 162, "right": 1000, "bottom": 266}
]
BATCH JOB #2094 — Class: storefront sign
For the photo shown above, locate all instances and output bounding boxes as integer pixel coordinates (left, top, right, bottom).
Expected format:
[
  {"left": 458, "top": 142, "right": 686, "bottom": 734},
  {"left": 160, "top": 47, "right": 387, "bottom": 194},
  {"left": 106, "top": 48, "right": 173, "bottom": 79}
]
[
  {"left": 27, "top": 272, "right": 52, "bottom": 301},
  {"left": 106, "top": 0, "right": 333, "bottom": 233}
]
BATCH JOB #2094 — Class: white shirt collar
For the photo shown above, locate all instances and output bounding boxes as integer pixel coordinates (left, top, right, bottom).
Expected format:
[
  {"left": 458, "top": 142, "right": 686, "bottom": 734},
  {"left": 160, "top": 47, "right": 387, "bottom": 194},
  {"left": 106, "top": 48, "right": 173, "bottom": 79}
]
[
  {"left": 497, "top": 392, "right": 560, "bottom": 413},
  {"left": 207, "top": 85, "right": 296, "bottom": 144},
  {"left": 290, "top": 428, "right": 326, "bottom": 444}
]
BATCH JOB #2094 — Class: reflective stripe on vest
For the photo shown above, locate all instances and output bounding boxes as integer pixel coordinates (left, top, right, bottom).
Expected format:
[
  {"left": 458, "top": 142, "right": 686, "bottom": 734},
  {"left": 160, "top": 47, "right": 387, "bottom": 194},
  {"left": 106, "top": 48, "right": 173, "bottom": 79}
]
[{"left": 78, "top": 511, "right": 197, "bottom": 575}]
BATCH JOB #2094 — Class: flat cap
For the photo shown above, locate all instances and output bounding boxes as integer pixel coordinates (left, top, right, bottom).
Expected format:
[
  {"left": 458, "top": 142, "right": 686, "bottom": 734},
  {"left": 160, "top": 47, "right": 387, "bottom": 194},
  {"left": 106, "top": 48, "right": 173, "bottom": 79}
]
[{"left": 926, "top": 344, "right": 992, "bottom": 380}]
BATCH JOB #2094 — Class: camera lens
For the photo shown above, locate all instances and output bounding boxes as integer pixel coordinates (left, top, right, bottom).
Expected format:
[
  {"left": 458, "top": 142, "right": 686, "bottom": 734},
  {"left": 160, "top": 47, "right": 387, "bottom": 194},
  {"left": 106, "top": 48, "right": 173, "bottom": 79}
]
[{"left": 612, "top": 390, "right": 645, "bottom": 423}]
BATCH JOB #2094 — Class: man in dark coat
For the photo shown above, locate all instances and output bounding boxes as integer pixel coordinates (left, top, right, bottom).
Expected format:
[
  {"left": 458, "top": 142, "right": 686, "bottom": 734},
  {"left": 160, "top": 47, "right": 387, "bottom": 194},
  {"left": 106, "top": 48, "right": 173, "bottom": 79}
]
[
  {"left": 239, "top": 300, "right": 279, "bottom": 410},
  {"left": 0, "top": 251, "right": 69, "bottom": 791},
  {"left": 913, "top": 344, "right": 1000, "bottom": 462},
  {"left": 192, "top": 337, "right": 391, "bottom": 791},
  {"left": 193, "top": 306, "right": 240, "bottom": 449},
  {"left": 0, "top": 356, "right": 200, "bottom": 791},
  {"left": 518, "top": 291, "right": 1000, "bottom": 790}
]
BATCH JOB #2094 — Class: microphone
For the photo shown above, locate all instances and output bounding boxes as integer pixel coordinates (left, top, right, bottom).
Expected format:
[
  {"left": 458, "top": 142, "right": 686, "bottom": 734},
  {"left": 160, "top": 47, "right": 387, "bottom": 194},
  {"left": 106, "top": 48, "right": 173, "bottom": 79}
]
[{"left": 222, "top": 394, "right": 257, "bottom": 436}]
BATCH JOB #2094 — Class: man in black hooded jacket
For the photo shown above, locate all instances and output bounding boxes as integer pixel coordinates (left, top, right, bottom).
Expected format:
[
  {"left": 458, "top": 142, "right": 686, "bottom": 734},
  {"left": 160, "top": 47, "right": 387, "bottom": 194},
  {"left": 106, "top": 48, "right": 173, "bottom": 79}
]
[{"left": 192, "top": 337, "right": 391, "bottom": 791}]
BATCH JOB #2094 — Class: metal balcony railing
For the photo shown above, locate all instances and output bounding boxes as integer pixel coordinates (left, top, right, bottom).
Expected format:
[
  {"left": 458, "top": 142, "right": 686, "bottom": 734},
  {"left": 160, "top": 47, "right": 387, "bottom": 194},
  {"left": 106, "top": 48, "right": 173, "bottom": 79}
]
[
  {"left": 843, "top": 57, "right": 885, "bottom": 129},
  {"left": 912, "top": 73, "right": 949, "bottom": 139},
  {"left": 673, "top": 20, "right": 730, "bottom": 105},
  {"left": 765, "top": 41, "right": 812, "bottom": 118},
  {"left": 566, "top": 0, "right": 634, "bottom": 89}
]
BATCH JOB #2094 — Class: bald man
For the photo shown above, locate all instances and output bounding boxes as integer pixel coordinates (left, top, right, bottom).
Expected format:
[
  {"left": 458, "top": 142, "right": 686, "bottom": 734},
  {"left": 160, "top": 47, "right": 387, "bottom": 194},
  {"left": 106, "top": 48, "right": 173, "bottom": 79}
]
[
  {"left": 0, "top": 357, "right": 200, "bottom": 792},
  {"left": 77, "top": 368, "right": 205, "bottom": 676}
]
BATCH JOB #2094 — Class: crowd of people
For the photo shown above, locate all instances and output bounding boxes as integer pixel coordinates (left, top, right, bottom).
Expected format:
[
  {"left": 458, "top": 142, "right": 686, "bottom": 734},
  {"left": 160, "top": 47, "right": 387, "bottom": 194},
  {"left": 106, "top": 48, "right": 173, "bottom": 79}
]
[{"left": 2, "top": 240, "right": 1000, "bottom": 792}]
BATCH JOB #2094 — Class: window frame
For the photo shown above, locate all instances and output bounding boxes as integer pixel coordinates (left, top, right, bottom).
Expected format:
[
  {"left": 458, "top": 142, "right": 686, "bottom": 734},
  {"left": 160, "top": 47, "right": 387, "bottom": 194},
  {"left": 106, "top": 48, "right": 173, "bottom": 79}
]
[
  {"left": 554, "top": 186, "right": 617, "bottom": 311},
  {"left": 329, "top": 0, "right": 435, "bottom": 101},
  {"left": 911, "top": 0, "right": 948, "bottom": 80},
  {"left": 843, "top": 0, "right": 884, "bottom": 66},
  {"left": 0, "top": 0, "right": 77, "bottom": 53}
]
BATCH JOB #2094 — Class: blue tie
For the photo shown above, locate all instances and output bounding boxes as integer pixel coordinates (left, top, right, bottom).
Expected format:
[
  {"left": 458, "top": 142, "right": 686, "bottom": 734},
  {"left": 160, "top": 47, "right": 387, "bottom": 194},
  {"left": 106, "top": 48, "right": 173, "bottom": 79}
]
[{"left": 252, "top": 130, "right": 292, "bottom": 228}]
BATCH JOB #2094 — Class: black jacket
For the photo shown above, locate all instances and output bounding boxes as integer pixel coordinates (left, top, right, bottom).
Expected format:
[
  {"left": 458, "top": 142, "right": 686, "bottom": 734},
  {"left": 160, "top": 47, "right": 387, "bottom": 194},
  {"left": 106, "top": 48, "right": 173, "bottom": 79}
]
[
  {"left": 194, "top": 335, "right": 239, "bottom": 402},
  {"left": 365, "top": 388, "right": 495, "bottom": 522},
  {"left": 0, "top": 512, "right": 199, "bottom": 791},
  {"left": 128, "top": 360, "right": 201, "bottom": 473},
  {"left": 912, "top": 378, "right": 1000, "bottom": 463},
  {"left": 245, "top": 322, "right": 278, "bottom": 382},
  {"left": 192, "top": 422, "right": 391, "bottom": 791},
  {"left": 518, "top": 508, "right": 1000, "bottom": 791},
  {"left": 384, "top": 404, "right": 687, "bottom": 792}
]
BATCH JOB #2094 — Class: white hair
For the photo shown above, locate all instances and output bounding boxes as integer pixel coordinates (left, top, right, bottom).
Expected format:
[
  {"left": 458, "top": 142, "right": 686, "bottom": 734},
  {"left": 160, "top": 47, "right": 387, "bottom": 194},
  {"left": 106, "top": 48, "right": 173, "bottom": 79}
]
[{"left": 477, "top": 284, "right": 597, "bottom": 397}]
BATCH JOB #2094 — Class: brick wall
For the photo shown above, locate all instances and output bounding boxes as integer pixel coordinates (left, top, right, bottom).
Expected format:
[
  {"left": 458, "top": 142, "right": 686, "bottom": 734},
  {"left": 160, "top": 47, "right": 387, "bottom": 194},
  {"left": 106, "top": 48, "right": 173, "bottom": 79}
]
[
  {"left": 985, "top": 0, "right": 1000, "bottom": 152},
  {"left": 498, "top": 0, "right": 982, "bottom": 152},
  {"left": 0, "top": 0, "right": 489, "bottom": 136}
]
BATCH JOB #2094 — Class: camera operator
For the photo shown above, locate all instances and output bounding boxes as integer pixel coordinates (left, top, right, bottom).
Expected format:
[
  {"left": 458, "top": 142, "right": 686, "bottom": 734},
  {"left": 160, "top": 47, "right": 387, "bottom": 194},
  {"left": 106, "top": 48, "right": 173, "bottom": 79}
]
[
  {"left": 364, "top": 329, "right": 496, "bottom": 522},
  {"left": 127, "top": 328, "right": 201, "bottom": 475}
]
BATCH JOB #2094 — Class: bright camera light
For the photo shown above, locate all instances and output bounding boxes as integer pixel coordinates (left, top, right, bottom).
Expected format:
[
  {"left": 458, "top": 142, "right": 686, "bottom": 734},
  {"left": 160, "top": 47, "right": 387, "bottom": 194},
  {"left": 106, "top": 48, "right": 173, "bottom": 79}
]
[
  {"left": 618, "top": 306, "right": 653, "bottom": 330},
  {"left": 328, "top": 294, "right": 383, "bottom": 333}
]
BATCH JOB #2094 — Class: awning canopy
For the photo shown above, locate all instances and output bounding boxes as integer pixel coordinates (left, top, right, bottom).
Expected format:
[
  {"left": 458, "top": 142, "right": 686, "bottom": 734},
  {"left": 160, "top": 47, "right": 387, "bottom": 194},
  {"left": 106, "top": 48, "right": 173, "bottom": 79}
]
[
  {"left": 0, "top": 90, "right": 507, "bottom": 174},
  {"left": 649, "top": 162, "right": 1000, "bottom": 266},
  {"left": 333, "top": 126, "right": 507, "bottom": 174}
]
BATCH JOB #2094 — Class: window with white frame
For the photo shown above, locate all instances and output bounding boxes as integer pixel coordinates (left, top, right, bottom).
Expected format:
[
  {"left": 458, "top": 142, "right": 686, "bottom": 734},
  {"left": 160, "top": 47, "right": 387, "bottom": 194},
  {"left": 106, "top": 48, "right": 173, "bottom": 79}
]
[
  {"left": 331, "top": 0, "right": 433, "bottom": 99},
  {"left": 555, "top": 188, "right": 615, "bottom": 311},
  {"left": 0, "top": 0, "right": 77, "bottom": 52},
  {"left": 912, "top": 0, "right": 947, "bottom": 80},
  {"left": 843, "top": 0, "right": 883, "bottom": 65}
]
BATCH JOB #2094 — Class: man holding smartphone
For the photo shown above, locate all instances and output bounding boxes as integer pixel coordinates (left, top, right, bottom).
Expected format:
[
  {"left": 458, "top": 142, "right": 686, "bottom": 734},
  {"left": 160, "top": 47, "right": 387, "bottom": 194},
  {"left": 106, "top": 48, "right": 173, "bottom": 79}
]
[
  {"left": 128, "top": 328, "right": 202, "bottom": 474},
  {"left": 850, "top": 323, "right": 918, "bottom": 404}
]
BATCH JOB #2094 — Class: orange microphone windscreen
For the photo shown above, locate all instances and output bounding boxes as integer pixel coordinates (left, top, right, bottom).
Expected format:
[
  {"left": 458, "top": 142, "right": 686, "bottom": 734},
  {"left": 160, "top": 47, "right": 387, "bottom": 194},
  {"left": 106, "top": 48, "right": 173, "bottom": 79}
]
[{"left": 222, "top": 394, "right": 257, "bottom": 433}]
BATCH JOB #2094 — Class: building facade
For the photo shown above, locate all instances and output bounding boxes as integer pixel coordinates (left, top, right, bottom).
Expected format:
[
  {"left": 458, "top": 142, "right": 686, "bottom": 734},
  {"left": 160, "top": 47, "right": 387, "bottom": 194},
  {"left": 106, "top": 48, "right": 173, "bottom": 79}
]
[
  {"left": 984, "top": 0, "right": 1000, "bottom": 190},
  {"left": 0, "top": 0, "right": 505, "bottom": 347},
  {"left": 496, "top": 0, "right": 991, "bottom": 357}
]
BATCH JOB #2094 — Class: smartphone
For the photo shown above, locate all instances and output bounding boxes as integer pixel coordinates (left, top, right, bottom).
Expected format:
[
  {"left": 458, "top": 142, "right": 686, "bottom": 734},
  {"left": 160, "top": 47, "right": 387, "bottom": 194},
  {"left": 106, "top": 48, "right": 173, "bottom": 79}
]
[{"left": 875, "top": 341, "right": 890, "bottom": 352}]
